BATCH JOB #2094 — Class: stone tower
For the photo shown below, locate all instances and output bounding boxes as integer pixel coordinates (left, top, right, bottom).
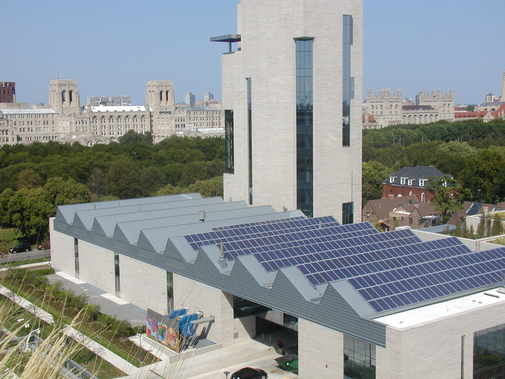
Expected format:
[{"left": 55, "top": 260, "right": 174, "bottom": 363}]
[
  {"left": 0, "top": 82, "right": 16, "bottom": 103},
  {"left": 146, "top": 81, "right": 175, "bottom": 110},
  {"left": 215, "top": 0, "right": 363, "bottom": 223},
  {"left": 48, "top": 80, "right": 81, "bottom": 115}
]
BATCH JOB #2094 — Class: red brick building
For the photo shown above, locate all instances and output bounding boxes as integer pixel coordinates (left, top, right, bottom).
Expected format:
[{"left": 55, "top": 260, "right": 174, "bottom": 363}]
[
  {"left": 383, "top": 165, "right": 446, "bottom": 202},
  {"left": 0, "top": 82, "right": 16, "bottom": 103}
]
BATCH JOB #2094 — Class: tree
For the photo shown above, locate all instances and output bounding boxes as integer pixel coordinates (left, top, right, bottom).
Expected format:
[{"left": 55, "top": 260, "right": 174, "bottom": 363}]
[
  {"left": 424, "top": 175, "right": 468, "bottom": 224},
  {"left": 119, "top": 130, "right": 153, "bottom": 145},
  {"left": 106, "top": 161, "right": 143, "bottom": 199},
  {"left": 42, "top": 177, "right": 92, "bottom": 207},
  {"left": 460, "top": 147, "right": 505, "bottom": 203},
  {"left": 87, "top": 167, "right": 108, "bottom": 201},
  {"left": 188, "top": 176, "right": 224, "bottom": 198},
  {"left": 17, "top": 169, "right": 42, "bottom": 189},
  {"left": 362, "top": 161, "right": 391, "bottom": 203}
]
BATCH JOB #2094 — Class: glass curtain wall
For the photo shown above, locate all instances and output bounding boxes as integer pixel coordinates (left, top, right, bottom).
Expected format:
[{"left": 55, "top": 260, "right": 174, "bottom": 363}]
[
  {"left": 296, "top": 39, "right": 314, "bottom": 217},
  {"left": 342, "top": 15, "right": 354, "bottom": 147},
  {"left": 247, "top": 78, "right": 253, "bottom": 205},
  {"left": 225, "top": 110, "right": 234, "bottom": 174}
]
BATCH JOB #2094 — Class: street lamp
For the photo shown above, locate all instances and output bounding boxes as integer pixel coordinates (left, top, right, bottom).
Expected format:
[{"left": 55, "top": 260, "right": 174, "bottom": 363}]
[
  {"left": 25, "top": 328, "right": 40, "bottom": 353},
  {"left": 224, "top": 371, "right": 230, "bottom": 379}
]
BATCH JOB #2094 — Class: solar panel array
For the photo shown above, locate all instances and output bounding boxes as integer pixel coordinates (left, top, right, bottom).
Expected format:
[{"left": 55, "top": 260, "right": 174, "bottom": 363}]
[
  {"left": 185, "top": 216, "right": 340, "bottom": 254},
  {"left": 184, "top": 218, "right": 505, "bottom": 313},
  {"left": 348, "top": 245, "right": 505, "bottom": 312}
]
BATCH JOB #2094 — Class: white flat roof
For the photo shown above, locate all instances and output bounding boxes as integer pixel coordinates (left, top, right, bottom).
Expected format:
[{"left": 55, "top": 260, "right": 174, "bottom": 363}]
[
  {"left": 90, "top": 106, "right": 146, "bottom": 113},
  {"left": 1, "top": 109, "right": 57, "bottom": 114},
  {"left": 375, "top": 287, "right": 505, "bottom": 329}
]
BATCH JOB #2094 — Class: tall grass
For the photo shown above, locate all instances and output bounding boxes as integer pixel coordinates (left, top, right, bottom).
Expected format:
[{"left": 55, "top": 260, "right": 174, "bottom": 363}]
[{"left": 0, "top": 298, "right": 89, "bottom": 379}]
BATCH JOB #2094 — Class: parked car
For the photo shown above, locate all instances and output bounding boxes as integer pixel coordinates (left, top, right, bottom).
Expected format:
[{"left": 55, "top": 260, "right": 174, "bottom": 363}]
[
  {"left": 231, "top": 367, "right": 268, "bottom": 379},
  {"left": 37, "top": 242, "right": 50, "bottom": 250},
  {"left": 9, "top": 243, "right": 32, "bottom": 253}
]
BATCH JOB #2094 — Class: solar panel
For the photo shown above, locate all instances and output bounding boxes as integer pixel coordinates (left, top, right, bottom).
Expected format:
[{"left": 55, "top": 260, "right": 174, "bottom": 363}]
[{"left": 465, "top": 203, "right": 482, "bottom": 215}]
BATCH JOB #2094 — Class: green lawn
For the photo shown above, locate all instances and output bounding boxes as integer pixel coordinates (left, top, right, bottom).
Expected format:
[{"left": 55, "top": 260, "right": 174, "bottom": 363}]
[{"left": 0, "top": 228, "right": 30, "bottom": 252}]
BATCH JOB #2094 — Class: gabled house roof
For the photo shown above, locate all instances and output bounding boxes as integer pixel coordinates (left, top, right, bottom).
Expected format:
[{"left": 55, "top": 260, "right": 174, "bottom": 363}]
[
  {"left": 384, "top": 165, "right": 446, "bottom": 187},
  {"left": 392, "top": 202, "right": 441, "bottom": 219},
  {"left": 365, "top": 195, "right": 418, "bottom": 220}
]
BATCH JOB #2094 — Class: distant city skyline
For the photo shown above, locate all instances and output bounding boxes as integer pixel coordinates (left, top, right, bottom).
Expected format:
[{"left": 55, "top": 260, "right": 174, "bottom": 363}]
[{"left": 1, "top": 0, "right": 504, "bottom": 106}]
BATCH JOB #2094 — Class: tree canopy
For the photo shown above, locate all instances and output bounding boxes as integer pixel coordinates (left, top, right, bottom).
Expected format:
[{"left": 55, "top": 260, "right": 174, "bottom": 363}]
[
  {"left": 362, "top": 119, "right": 505, "bottom": 211},
  {"left": 0, "top": 133, "right": 225, "bottom": 240}
]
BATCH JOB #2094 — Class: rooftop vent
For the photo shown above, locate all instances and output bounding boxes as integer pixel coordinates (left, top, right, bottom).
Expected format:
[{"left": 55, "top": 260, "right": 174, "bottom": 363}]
[{"left": 199, "top": 210, "right": 206, "bottom": 222}]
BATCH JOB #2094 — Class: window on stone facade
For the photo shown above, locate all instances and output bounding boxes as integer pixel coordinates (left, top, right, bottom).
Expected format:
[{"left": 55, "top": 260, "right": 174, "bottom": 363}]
[
  {"left": 344, "top": 334, "right": 376, "bottom": 379},
  {"left": 474, "top": 324, "right": 505, "bottom": 378}
]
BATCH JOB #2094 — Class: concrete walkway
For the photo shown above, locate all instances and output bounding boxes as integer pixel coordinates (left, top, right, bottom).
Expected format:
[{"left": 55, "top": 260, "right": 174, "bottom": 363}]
[
  {"left": 0, "top": 284, "right": 54, "bottom": 324},
  {"left": 0, "top": 261, "right": 50, "bottom": 273},
  {"left": 47, "top": 271, "right": 147, "bottom": 326}
]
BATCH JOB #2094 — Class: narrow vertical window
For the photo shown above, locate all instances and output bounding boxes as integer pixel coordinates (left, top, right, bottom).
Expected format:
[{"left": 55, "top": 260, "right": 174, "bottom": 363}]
[
  {"left": 69, "top": 90, "right": 73, "bottom": 104},
  {"left": 247, "top": 78, "right": 253, "bottom": 205},
  {"left": 74, "top": 238, "right": 79, "bottom": 278},
  {"left": 167, "top": 271, "right": 174, "bottom": 313},
  {"left": 295, "top": 38, "right": 314, "bottom": 217},
  {"left": 461, "top": 335, "right": 465, "bottom": 379},
  {"left": 343, "top": 202, "right": 354, "bottom": 225},
  {"left": 225, "top": 110, "right": 234, "bottom": 174},
  {"left": 114, "top": 253, "right": 120, "bottom": 297},
  {"left": 343, "top": 15, "right": 354, "bottom": 147}
]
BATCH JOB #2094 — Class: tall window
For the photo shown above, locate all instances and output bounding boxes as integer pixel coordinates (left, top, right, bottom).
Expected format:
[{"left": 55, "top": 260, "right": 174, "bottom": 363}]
[
  {"left": 167, "top": 271, "right": 174, "bottom": 312},
  {"left": 225, "top": 110, "right": 234, "bottom": 174},
  {"left": 247, "top": 78, "right": 253, "bottom": 205},
  {"left": 342, "top": 15, "right": 354, "bottom": 147},
  {"left": 74, "top": 238, "right": 79, "bottom": 278},
  {"left": 343, "top": 202, "right": 354, "bottom": 225},
  {"left": 296, "top": 38, "right": 314, "bottom": 217},
  {"left": 474, "top": 324, "right": 505, "bottom": 379},
  {"left": 114, "top": 253, "right": 120, "bottom": 297},
  {"left": 344, "top": 334, "right": 376, "bottom": 379}
]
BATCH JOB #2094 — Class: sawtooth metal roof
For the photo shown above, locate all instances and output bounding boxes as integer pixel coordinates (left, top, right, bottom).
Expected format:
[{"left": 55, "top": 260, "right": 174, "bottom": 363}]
[{"left": 54, "top": 195, "right": 505, "bottom": 344}]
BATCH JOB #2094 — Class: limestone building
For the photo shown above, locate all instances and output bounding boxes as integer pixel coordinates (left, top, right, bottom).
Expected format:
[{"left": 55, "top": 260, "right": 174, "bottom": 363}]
[
  {"left": 0, "top": 80, "right": 224, "bottom": 147},
  {"left": 50, "top": 193, "right": 505, "bottom": 379},
  {"left": 363, "top": 89, "right": 455, "bottom": 129},
  {"left": 214, "top": 0, "right": 363, "bottom": 222}
]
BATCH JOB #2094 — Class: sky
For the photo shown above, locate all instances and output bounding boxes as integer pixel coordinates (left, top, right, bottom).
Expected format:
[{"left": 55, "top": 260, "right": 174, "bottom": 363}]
[{"left": 1, "top": 0, "right": 504, "bottom": 106}]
